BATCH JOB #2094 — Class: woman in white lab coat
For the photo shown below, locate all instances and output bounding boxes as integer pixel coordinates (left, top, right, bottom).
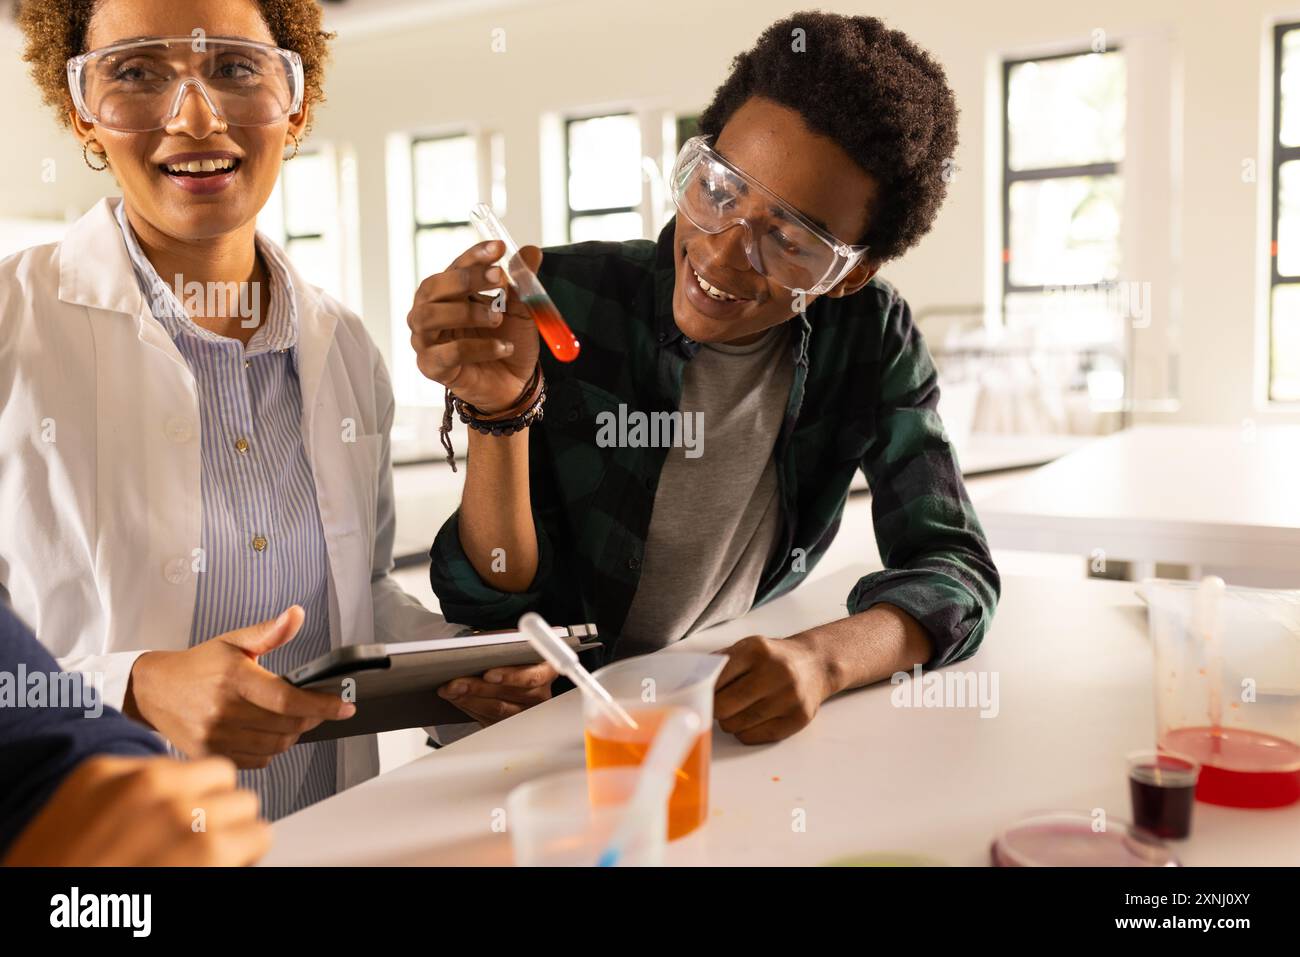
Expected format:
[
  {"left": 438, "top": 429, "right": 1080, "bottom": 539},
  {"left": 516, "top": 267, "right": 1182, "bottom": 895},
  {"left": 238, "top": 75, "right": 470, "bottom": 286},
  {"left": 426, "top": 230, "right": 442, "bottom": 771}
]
[{"left": 0, "top": 0, "right": 461, "bottom": 818}]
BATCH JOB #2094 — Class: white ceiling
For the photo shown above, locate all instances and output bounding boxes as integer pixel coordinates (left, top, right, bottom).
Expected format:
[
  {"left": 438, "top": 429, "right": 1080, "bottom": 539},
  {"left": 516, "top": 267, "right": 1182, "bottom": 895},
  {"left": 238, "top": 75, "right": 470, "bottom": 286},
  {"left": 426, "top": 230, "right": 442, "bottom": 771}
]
[
  {"left": 320, "top": 0, "right": 546, "bottom": 39},
  {"left": 0, "top": 1, "right": 546, "bottom": 44}
]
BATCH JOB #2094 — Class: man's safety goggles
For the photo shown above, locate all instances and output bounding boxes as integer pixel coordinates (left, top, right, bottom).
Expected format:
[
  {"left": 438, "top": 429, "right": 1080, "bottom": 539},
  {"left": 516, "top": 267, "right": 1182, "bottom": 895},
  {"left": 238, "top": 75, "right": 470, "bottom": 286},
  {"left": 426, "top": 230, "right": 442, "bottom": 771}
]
[
  {"left": 67, "top": 35, "right": 304, "bottom": 133},
  {"left": 670, "top": 135, "right": 870, "bottom": 295}
]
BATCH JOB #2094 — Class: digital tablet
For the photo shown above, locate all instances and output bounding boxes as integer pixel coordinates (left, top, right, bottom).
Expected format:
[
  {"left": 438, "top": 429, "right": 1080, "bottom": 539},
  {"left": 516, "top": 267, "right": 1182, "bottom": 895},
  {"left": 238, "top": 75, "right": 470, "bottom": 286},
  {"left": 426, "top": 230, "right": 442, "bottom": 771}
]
[{"left": 286, "top": 624, "right": 602, "bottom": 742}]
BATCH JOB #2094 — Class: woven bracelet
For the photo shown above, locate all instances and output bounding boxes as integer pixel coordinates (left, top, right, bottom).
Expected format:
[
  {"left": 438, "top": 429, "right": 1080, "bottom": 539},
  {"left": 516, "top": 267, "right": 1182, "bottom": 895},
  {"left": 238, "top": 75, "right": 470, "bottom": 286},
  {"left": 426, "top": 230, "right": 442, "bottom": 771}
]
[{"left": 439, "top": 365, "right": 545, "bottom": 471}]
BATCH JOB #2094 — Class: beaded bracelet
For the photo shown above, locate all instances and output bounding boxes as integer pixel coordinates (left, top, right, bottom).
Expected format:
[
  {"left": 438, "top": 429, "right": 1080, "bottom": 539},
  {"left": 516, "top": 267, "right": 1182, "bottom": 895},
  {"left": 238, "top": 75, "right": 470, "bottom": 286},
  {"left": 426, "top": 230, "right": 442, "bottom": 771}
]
[{"left": 439, "top": 364, "right": 546, "bottom": 471}]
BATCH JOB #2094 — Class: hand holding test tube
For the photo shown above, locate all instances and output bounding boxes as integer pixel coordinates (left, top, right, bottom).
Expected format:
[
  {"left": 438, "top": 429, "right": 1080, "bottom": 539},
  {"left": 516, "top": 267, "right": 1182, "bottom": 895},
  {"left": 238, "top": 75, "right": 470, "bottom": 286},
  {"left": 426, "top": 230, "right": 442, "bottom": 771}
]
[{"left": 469, "top": 204, "right": 581, "bottom": 363}]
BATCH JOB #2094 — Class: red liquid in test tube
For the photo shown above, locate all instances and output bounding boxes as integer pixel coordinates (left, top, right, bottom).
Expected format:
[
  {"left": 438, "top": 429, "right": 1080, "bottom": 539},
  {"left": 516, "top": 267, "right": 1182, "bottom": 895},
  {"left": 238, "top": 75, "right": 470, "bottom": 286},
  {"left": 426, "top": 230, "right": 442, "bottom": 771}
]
[
  {"left": 522, "top": 294, "right": 581, "bottom": 363},
  {"left": 470, "top": 203, "right": 581, "bottom": 363}
]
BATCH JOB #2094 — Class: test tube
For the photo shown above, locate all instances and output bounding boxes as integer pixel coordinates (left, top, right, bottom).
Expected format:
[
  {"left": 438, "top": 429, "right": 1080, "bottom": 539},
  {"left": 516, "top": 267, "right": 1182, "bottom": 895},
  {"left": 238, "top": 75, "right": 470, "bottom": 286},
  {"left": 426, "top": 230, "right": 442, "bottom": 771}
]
[{"left": 469, "top": 203, "right": 580, "bottom": 363}]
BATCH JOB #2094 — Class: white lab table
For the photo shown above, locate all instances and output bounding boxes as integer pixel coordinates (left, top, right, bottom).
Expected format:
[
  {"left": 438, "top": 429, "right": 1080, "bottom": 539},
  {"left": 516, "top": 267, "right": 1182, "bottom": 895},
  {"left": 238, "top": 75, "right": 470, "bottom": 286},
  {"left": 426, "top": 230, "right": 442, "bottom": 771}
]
[
  {"left": 976, "top": 425, "right": 1300, "bottom": 584},
  {"left": 265, "top": 565, "right": 1300, "bottom": 866}
]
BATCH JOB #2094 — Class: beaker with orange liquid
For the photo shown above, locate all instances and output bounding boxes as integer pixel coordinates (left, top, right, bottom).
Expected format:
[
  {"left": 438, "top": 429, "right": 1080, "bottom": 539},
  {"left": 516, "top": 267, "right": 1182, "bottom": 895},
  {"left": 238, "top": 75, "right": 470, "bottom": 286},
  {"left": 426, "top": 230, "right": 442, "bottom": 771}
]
[
  {"left": 1146, "top": 579, "right": 1300, "bottom": 808},
  {"left": 583, "top": 652, "right": 725, "bottom": 840}
]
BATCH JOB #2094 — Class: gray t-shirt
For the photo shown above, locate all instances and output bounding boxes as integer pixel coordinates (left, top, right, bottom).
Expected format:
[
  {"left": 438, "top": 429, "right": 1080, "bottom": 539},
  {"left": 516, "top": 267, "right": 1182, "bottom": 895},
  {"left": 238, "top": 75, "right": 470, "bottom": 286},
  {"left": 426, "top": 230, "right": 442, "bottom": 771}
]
[{"left": 616, "top": 325, "right": 793, "bottom": 657}]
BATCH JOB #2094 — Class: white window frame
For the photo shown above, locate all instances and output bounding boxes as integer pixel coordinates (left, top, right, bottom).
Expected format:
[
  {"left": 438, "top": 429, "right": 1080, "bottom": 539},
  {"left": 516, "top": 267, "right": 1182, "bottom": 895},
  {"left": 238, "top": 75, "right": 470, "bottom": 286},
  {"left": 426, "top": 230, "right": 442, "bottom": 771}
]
[
  {"left": 986, "top": 33, "right": 1179, "bottom": 417},
  {"left": 542, "top": 106, "right": 700, "bottom": 247},
  {"left": 261, "top": 141, "right": 361, "bottom": 312}
]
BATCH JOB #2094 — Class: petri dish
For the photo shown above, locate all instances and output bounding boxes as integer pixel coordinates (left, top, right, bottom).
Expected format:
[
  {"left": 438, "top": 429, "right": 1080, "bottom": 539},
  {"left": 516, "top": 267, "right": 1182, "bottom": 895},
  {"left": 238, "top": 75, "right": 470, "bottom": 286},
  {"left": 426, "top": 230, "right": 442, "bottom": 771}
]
[{"left": 991, "top": 811, "right": 1180, "bottom": 867}]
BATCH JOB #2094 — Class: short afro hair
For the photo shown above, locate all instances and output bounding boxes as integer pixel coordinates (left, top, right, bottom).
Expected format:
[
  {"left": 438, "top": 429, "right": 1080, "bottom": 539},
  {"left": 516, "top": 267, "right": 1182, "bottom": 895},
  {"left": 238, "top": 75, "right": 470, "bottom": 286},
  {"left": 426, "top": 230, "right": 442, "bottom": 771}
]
[
  {"left": 699, "top": 11, "right": 959, "bottom": 262},
  {"left": 16, "top": 0, "right": 333, "bottom": 130}
]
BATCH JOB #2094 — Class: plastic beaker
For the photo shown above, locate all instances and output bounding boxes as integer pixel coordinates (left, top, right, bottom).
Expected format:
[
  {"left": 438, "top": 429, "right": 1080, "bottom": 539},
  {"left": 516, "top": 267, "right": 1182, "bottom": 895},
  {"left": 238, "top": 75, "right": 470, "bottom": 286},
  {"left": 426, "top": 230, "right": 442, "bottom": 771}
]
[
  {"left": 506, "top": 767, "right": 665, "bottom": 866},
  {"left": 1146, "top": 580, "right": 1300, "bottom": 808},
  {"left": 583, "top": 652, "right": 725, "bottom": 840}
]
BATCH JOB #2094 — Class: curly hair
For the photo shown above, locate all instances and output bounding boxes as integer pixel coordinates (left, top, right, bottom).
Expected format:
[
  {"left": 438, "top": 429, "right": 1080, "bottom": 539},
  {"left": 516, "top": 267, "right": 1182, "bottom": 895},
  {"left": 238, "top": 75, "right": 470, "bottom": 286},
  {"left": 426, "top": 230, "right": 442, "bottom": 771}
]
[
  {"left": 16, "top": 0, "right": 333, "bottom": 128},
  {"left": 699, "top": 12, "right": 959, "bottom": 262}
]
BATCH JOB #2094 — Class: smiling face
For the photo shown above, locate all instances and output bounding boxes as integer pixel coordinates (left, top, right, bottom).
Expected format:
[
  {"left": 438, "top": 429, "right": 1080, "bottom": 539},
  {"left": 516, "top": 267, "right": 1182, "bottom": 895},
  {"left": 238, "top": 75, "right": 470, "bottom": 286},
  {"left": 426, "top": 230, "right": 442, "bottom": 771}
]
[
  {"left": 72, "top": 0, "right": 306, "bottom": 244},
  {"left": 671, "top": 97, "right": 880, "bottom": 344}
]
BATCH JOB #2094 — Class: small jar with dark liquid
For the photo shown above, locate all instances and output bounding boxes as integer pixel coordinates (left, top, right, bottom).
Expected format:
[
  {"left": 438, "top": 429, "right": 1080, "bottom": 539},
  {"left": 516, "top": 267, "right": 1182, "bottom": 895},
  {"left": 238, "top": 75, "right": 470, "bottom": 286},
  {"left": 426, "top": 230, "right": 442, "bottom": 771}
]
[{"left": 1127, "top": 750, "right": 1199, "bottom": 840}]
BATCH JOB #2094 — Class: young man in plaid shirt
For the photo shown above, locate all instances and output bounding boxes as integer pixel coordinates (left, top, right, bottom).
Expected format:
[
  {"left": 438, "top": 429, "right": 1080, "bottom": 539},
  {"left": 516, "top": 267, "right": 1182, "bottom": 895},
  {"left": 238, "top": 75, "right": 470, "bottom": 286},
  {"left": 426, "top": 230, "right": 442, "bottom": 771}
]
[{"left": 408, "top": 12, "right": 999, "bottom": 743}]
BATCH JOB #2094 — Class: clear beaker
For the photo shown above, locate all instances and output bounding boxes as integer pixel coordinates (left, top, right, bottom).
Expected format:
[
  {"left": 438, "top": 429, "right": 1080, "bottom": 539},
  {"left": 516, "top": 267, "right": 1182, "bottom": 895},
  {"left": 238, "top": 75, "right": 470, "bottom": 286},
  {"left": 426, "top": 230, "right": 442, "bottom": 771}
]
[
  {"left": 583, "top": 652, "right": 726, "bottom": 840},
  {"left": 506, "top": 767, "right": 665, "bottom": 866},
  {"left": 1146, "top": 580, "right": 1300, "bottom": 808}
]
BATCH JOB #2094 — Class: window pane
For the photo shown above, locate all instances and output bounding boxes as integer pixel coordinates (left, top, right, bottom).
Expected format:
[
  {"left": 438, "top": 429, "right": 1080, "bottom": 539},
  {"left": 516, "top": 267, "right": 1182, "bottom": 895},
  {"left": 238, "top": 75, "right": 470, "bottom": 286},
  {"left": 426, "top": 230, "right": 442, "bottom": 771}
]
[
  {"left": 1009, "top": 175, "right": 1122, "bottom": 286},
  {"left": 284, "top": 237, "right": 336, "bottom": 297},
  {"left": 675, "top": 114, "right": 701, "bottom": 152},
  {"left": 1281, "top": 29, "right": 1300, "bottom": 147},
  {"left": 567, "top": 114, "right": 642, "bottom": 211},
  {"left": 257, "top": 176, "right": 286, "bottom": 244},
  {"left": 283, "top": 152, "right": 331, "bottom": 237},
  {"left": 416, "top": 224, "right": 478, "bottom": 281},
  {"left": 1278, "top": 161, "right": 1300, "bottom": 276},
  {"left": 570, "top": 211, "right": 644, "bottom": 243},
  {"left": 1272, "top": 285, "right": 1300, "bottom": 401},
  {"left": 1004, "top": 289, "right": 1126, "bottom": 346},
  {"left": 1008, "top": 52, "right": 1125, "bottom": 171},
  {"left": 414, "top": 136, "right": 478, "bottom": 225}
]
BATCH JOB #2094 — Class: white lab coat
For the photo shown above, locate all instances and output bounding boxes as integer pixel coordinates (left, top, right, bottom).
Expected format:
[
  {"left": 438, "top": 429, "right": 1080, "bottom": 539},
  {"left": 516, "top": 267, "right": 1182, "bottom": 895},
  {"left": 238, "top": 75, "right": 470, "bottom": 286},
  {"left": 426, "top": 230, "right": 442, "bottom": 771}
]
[{"left": 0, "top": 196, "right": 453, "bottom": 791}]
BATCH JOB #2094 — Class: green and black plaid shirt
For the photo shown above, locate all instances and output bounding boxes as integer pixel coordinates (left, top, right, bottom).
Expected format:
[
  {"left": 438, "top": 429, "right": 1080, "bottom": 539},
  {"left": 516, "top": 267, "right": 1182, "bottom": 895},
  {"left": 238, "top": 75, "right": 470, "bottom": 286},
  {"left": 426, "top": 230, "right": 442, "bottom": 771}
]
[{"left": 430, "top": 221, "right": 1000, "bottom": 665}]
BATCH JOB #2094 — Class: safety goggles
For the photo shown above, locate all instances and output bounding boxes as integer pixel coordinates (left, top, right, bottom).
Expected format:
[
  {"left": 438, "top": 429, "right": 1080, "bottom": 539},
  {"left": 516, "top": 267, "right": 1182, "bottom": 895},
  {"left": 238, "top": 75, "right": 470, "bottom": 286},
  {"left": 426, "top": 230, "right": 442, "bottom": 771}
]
[
  {"left": 670, "top": 135, "right": 870, "bottom": 295},
  {"left": 67, "top": 35, "right": 304, "bottom": 133}
]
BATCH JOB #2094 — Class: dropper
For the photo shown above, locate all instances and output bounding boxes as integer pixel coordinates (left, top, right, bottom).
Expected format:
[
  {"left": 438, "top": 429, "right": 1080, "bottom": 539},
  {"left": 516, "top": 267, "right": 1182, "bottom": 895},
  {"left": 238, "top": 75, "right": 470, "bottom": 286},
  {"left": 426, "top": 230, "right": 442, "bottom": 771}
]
[{"left": 518, "top": 612, "right": 637, "bottom": 730}]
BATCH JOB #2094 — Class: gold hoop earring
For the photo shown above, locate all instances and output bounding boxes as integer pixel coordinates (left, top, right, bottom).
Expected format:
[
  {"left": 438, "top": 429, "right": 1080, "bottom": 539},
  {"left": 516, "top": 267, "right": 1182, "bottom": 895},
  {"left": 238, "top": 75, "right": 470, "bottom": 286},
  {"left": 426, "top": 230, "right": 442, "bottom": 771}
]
[
  {"left": 283, "top": 132, "right": 300, "bottom": 162},
  {"left": 82, "top": 140, "right": 108, "bottom": 172}
]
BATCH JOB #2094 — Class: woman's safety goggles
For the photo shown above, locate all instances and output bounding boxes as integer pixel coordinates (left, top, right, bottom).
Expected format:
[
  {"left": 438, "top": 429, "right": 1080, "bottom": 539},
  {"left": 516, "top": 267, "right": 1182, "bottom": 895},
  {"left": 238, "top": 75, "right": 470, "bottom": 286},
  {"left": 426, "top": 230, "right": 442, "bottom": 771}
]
[
  {"left": 670, "top": 135, "right": 870, "bottom": 295},
  {"left": 67, "top": 35, "right": 304, "bottom": 133}
]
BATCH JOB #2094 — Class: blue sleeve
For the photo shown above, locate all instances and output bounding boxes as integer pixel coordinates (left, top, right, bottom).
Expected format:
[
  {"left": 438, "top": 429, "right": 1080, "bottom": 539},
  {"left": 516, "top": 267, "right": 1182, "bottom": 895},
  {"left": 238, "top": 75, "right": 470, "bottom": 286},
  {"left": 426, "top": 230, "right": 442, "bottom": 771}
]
[{"left": 0, "top": 602, "right": 165, "bottom": 857}]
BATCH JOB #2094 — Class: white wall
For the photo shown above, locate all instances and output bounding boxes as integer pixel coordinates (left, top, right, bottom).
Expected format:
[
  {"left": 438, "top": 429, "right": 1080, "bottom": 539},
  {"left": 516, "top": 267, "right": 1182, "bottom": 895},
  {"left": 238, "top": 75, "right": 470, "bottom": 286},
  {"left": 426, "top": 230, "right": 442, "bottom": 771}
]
[
  {"left": 0, "top": 26, "right": 118, "bottom": 221},
  {"left": 3, "top": 0, "right": 1296, "bottom": 426}
]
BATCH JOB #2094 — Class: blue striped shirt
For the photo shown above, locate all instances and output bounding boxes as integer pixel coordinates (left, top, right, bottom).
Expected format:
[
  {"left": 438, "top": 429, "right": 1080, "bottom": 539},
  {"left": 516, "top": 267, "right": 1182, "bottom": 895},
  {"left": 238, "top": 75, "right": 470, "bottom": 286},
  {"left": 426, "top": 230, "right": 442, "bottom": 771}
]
[{"left": 114, "top": 200, "right": 336, "bottom": 821}]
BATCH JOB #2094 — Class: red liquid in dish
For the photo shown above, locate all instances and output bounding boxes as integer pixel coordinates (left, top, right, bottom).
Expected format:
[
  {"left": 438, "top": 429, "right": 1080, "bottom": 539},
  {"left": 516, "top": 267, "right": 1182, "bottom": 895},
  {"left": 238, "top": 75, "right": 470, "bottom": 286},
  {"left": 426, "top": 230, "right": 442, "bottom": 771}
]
[
  {"left": 1161, "top": 726, "right": 1300, "bottom": 808},
  {"left": 522, "top": 295, "right": 580, "bottom": 363}
]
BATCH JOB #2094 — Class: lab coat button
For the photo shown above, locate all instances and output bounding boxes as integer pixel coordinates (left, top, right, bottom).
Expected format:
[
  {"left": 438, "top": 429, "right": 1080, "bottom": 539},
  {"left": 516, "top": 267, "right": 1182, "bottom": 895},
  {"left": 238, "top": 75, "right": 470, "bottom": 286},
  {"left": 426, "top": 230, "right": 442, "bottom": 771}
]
[
  {"left": 163, "top": 558, "right": 189, "bottom": 584},
  {"left": 164, "top": 417, "right": 193, "bottom": 443}
]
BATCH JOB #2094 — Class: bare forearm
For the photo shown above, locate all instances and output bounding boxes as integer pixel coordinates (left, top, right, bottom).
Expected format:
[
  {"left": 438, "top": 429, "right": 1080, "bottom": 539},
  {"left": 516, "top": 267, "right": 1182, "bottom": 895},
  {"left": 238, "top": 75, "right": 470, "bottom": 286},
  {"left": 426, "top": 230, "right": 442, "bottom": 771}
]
[
  {"left": 458, "top": 429, "right": 538, "bottom": 591},
  {"left": 713, "top": 603, "right": 935, "bottom": 745},
  {"left": 796, "top": 603, "right": 934, "bottom": 696}
]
